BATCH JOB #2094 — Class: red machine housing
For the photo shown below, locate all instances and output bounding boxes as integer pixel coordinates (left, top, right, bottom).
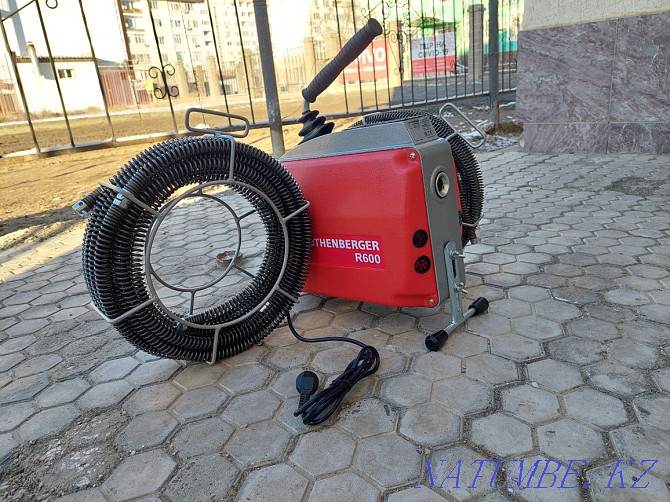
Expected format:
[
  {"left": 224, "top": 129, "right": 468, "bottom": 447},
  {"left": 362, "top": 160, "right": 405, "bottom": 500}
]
[{"left": 282, "top": 117, "right": 464, "bottom": 307}]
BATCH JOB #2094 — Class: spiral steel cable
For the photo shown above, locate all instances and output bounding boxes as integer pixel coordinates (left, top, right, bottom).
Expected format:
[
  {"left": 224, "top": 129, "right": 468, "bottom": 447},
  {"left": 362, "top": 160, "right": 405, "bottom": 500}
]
[
  {"left": 81, "top": 136, "right": 311, "bottom": 361},
  {"left": 349, "top": 110, "right": 484, "bottom": 245}
]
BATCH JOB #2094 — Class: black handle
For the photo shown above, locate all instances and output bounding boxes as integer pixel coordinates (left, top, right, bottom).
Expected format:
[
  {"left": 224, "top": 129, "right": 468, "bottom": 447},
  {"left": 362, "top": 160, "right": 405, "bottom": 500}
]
[{"left": 302, "top": 18, "right": 383, "bottom": 103}]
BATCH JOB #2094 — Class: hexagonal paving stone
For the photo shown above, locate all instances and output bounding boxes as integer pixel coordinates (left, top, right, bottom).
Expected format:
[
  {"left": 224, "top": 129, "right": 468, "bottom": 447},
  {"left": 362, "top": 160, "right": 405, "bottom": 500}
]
[
  {"left": 165, "top": 454, "right": 238, "bottom": 502},
  {"left": 225, "top": 419, "right": 291, "bottom": 467},
  {"left": 491, "top": 334, "right": 544, "bottom": 362},
  {"left": 35, "top": 379, "right": 90, "bottom": 408},
  {"left": 290, "top": 428, "right": 355, "bottom": 477},
  {"left": 610, "top": 424, "right": 670, "bottom": 478},
  {"left": 534, "top": 300, "right": 581, "bottom": 322},
  {"left": 89, "top": 357, "right": 139, "bottom": 383},
  {"left": 512, "top": 316, "right": 563, "bottom": 341},
  {"left": 267, "top": 345, "right": 312, "bottom": 369},
  {"left": 465, "top": 353, "right": 518, "bottom": 385},
  {"left": 0, "top": 353, "right": 24, "bottom": 373},
  {"left": 587, "top": 461, "right": 670, "bottom": 501},
  {"left": 353, "top": 433, "right": 422, "bottom": 488},
  {"left": 566, "top": 318, "right": 620, "bottom": 342},
  {"left": 172, "top": 362, "right": 227, "bottom": 390},
  {"left": 489, "top": 299, "right": 532, "bottom": 319},
  {"left": 548, "top": 337, "right": 605, "bottom": 366},
  {"left": 433, "top": 376, "right": 492, "bottom": 415},
  {"left": 509, "top": 285, "right": 551, "bottom": 303},
  {"left": 337, "top": 398, "right": 396, "bottom": 438},
  {"left": 467, "top": 313, "right": 512, "bottom": 338},
  {"left": 17, "top": 404, "right": 81, "bottom": 442},
  {"left": 103, "top": 450, "right": 175, "bottom": 501},
  {"left": 633, "top": 394, "right": 670, "bottom": 430},
  {"left": 441, "top": 332, "right": 488, "bottom": 357},
  {"left": 332, "top": 310, "right": 374, "bottom": 331},
  {"left": 604, "top": 289, "right": 651, "bottom": 306},
  {"left": 311, "top": 345, "right": 360, "bottom": 374},
  {"left": 12, "top": 354, "right": 62, "bottom": 378},
  {"left": 222, "top": 389, "right": 280, "bottom": 426},
  {"left": 501, "top": 385, "right": 560, "bottom": 424},
  {"left": 0, "top": 401, "right": 37, "bottom": 432},
  {"left": 584, "top": 361, "right": 648, "bottom": 397},
  {"left": 171, "top": 386, "right": 228, "bottom": 421},
  {"left": 506, "top": 455, "right": 583, "bottom": 502},
  {"left": 471, "top": 413, "right": 533, "bottom": 457},
  {"left": 379, "top": 312, "right": 416, "bottom": 335},
  {"left": 388, "top": 487, "right": 453, "bottom": 502},
  {"left": 293, "top": 310, "right": 334, "bottom": 330},
  {"left": 537, "top": 419, "right": 606, "bottom": 463},
  {"left": 217, "top": 362, "right": 272, "bottom": 393},
  {"left": 526, "top": 358, "right": 583, "bottom": 392},
  {"left": 115, "top": 411, "right": 178, "bottom": 452},
  {"left": 606, "top": 339, "right": 659, "bottom": 369},
  {"left": 652, "top": 367, "right": 670, "bottom": 393},
  {"left": 620, "top": 320, "right": 670, "bottom": 346},
  {"left": 380, "top": 374, "right": 432, "bottom": 407},
  {"left": 76, "top": 380, "right": 133, "bottom": 411},
  {"left": 410, "top": 352, "right": 461, "bottom": 381},
  {"left": 235, "top": 464, "right": 308, "bottom": 502},
  {"left": 0, "top": 335, "right": 37, "bottom": 355},
  {"left": 122, "top": 382, "right": 181, "bottom": 416},
  {"left": 125, "top": 359, "right": 181, "bottom": 386},
  {"left": 307, "top": 472, "right": 380, "bottom": 502},
  {"left": 564, "top": 388, "right": 628, "bottom": 429},
  {"left": 398, "top": 402, "right": 460, "bottom": 447},
  {"left": 171, "top": 416, "right": 234, "bottom": 459},
  {"left": 322, "top": 298, "right": 360, "bottom": 313},
  {"left": 418, "top": 313, "right": 453, "bottom": 334},
  {"left": 422, "top": 444, "right": 496, "bottom": 499}
]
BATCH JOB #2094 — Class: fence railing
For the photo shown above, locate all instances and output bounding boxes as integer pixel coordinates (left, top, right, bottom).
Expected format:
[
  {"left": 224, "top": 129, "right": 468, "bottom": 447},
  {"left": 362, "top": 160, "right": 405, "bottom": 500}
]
[{"left": 0, "top": 0, "right": 521, "bottom": 157}]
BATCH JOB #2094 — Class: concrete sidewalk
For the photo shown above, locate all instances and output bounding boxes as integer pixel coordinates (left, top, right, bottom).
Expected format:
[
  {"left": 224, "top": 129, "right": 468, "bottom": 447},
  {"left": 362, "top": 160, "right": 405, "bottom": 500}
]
[{"left": 0, "top": 149, "right": 669, "bottom": 501}]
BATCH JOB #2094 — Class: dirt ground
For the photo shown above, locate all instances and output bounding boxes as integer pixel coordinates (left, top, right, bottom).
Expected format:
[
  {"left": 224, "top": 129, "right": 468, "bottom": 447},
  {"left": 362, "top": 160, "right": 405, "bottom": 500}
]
[{"left": 0, "top": 101, "right": 520, "bottom": 251}]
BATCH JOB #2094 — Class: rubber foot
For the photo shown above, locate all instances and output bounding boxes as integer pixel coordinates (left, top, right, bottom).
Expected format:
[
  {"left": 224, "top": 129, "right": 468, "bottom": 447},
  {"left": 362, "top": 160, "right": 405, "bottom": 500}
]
[
  {"left": 468, "top": 297, "right": 489, "bottom": 316},
  {"left": 425, "top": 330, "right": 449, "bottom": 351}
]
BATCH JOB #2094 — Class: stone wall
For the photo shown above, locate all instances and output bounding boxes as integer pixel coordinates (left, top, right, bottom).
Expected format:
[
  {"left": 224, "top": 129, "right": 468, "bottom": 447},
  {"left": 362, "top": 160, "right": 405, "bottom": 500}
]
[{"left": 516, "top": 10, "right": 670, "bottom": 154}]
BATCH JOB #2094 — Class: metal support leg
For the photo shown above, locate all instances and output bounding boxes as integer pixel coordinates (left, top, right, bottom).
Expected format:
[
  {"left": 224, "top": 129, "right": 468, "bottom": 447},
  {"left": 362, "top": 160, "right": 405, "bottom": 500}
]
[{"left": 425, "top": 242, "right": 489, "bottom": 351}]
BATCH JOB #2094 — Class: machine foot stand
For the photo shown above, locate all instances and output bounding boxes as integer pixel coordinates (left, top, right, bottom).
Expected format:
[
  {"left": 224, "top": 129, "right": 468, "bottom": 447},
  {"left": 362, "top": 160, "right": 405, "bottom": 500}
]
[{"left": 424, "top": 296, "right": 489, "bottom": 352}]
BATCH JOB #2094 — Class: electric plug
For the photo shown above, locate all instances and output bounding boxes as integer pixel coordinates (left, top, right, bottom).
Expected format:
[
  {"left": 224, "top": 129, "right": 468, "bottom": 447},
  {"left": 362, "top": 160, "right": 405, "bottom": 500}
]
[{"left": 296, "top": 370, "right": 319, "bottom": 407}]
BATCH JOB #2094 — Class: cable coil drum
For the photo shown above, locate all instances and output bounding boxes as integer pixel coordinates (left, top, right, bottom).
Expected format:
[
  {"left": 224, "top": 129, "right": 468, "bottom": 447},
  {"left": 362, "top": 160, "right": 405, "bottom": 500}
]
[{"left": 82, "top": 135, "right": 311, "bottom": 362}]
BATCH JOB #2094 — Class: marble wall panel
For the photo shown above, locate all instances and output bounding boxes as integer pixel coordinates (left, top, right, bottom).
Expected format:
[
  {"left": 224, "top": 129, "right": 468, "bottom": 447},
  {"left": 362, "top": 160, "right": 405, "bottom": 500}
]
[
  {"left": 608, "top": 123, "right": 670, "bottom": 154},
  {"left": 610, "top": 13, "right": 670, "bottom": 122},
  {"left": 516, "top": 21, "right": 616, "bottom": 123},
  {"left": 517, "top": 10, "right": 670, "bottom": 154},
  {"left": 522, "top": 123, "right": 608, "bottom": 154}
]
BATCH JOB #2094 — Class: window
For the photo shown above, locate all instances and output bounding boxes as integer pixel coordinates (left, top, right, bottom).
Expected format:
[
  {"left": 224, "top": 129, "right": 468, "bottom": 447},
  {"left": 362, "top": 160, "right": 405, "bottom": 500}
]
[
  {"left": 133, "top": 34, "right": 145, "bottom": 44},
  {"left": 57, "top": 68, "right": 75, "bottom": 78},
  {"left": 174, "top": 35, "right": 182, "bottom": 44},
  {"left": 158, "top": 36, "right": 165, "bottom": 44},
  {"left": 150, "top": 1, "right": 158, "bottom": 8}
]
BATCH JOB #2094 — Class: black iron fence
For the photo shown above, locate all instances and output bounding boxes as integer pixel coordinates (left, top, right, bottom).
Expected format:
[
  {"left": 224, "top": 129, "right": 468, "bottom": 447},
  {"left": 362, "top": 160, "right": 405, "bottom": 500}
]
[{"left": 0, "top": 0, "right": 521, "bottom": 156}]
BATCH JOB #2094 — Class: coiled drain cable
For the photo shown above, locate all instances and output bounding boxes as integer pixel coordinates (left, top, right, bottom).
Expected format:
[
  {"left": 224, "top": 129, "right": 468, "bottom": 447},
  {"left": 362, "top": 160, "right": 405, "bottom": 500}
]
[{"left": 77, "top": 135, "right": 311, "bottom": 362}]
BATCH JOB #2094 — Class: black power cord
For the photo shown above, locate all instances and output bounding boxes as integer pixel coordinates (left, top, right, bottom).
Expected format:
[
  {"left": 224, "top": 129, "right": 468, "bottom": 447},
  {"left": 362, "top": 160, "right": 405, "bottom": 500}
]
[{"left": 287, "top": 314, "right": 380, "bottom": 425}]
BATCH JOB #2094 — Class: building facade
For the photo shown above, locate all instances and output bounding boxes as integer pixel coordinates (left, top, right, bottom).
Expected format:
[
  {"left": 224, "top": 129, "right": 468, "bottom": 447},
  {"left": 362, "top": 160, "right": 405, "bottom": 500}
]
[{"left": 516, "top": 0, "right": 670, "bottom": 154}]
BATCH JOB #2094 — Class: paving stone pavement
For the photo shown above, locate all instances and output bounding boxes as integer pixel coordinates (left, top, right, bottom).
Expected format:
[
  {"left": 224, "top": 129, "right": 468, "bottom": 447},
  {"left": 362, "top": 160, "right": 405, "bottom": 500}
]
[{"left": 1, "top": 149, "right": 670, "bottom": 501}]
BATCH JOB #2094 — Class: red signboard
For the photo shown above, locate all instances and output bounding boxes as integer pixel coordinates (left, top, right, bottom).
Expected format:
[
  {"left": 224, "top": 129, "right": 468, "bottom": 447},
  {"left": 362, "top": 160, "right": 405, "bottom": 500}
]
[
  {"left": 411, "top": 32, "right": 456, "bottom": 74},
  {"left": 339, "top": 39, "right": 388, "bottom": 83}
]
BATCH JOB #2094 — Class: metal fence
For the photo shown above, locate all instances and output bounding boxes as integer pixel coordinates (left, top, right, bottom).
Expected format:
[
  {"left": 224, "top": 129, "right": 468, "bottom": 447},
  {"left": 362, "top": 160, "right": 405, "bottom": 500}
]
[{"left": 0, "top": 0, "right": 521, "bottom": 157}]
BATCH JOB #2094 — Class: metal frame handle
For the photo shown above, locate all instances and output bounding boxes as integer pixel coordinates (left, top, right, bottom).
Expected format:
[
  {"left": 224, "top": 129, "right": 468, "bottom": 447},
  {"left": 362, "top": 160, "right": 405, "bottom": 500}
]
[
  {"left": 185, "top": 108, "right": 250, "bottom": 138},
  {"left": 439, "top": 102, "right": 487, "bottom": 149}
]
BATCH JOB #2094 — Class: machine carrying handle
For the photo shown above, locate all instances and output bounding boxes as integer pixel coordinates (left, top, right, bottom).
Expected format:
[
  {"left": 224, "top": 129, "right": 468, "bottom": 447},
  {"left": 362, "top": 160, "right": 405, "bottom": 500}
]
[{"left": 302, "top": 18, "right": 383, "bottom": 103}]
